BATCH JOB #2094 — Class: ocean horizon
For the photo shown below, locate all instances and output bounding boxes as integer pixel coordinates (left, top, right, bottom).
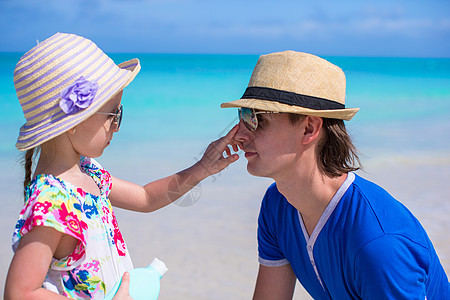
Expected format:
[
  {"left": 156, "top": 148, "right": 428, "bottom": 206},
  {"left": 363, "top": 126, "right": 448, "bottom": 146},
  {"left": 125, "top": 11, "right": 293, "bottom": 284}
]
[
  {"left": 0, "top": 53, "right": 449, "bottom": 299},
  {"left": 2, "top": 53, "right": 450, "bottom": 152}
]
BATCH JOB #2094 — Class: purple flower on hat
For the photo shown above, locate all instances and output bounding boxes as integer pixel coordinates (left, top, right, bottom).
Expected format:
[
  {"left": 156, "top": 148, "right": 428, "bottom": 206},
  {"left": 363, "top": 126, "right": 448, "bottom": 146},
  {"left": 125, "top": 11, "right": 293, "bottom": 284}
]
[{"left": 59, "top": 76, "right": 99, "bottom": 114}]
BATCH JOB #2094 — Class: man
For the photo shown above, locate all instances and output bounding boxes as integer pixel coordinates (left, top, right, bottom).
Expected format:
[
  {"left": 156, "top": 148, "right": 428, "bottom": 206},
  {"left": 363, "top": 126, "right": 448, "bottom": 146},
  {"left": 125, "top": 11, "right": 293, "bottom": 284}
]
[{"left": 221, "top": 51, "right": 449, "bottom": 299}]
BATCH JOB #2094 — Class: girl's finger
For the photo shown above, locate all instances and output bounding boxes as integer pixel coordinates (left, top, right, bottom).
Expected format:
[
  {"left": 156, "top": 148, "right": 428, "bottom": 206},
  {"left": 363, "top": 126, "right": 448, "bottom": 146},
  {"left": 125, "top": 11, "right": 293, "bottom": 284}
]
[
  {"left": 218, "top": 124, "right": 239, "bottom": 147},
  {"left": 225, "top": 154, "right": 239, "bottom": 165},
  {"left": 114, "top": 272, "right": 130, "bottom": 298},
  {"left": 225, "top": 147, "right": 231, "bottom": 157}
]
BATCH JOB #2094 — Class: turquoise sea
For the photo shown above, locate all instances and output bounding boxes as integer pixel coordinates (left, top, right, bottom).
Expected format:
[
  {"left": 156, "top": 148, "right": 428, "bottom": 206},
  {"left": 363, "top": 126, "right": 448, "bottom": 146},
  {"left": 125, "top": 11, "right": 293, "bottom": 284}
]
[
  {"left": 2, "top": 54, "right": 450, "bottom": 157},
  {"left": 0, "top": 54, "right": 449, "bottom": 299}
]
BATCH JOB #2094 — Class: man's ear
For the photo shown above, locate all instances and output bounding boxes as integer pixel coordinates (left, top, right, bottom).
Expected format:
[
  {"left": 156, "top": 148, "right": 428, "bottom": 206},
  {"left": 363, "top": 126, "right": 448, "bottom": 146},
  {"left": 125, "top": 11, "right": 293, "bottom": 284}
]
[{"left": 301, "top": 116, "right": 323, "bottom": 145}]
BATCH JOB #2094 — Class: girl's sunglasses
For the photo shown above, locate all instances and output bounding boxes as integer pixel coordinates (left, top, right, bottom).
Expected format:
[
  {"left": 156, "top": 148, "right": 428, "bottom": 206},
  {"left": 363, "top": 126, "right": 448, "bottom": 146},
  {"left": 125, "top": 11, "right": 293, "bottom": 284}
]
[
  {"left": 238, "top": 107, "right": 278, "bottom": 131},
  {"left": 97, "top": 104, "right": 123, "bottom": 131}
]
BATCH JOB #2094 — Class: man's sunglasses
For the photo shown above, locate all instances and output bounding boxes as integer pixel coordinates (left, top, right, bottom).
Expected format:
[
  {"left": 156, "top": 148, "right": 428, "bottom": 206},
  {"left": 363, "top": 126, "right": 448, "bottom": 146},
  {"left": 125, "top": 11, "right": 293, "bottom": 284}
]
[
  {"left": 97, "top": 104, "right": 123, "bottom": 131},
  {"left": 238, "top": 107, "right": 278, "bottom": 131}
]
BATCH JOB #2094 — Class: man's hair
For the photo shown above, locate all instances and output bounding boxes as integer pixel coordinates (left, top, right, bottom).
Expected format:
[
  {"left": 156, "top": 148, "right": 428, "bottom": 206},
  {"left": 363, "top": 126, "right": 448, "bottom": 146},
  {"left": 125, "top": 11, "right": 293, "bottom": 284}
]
[{"left": 288, "top": 114, "right": 361, "bottom": 177}]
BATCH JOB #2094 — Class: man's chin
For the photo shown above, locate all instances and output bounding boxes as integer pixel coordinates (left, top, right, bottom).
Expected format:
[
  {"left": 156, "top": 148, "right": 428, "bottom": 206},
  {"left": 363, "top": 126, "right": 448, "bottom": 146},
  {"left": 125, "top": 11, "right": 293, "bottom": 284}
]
[{"left": 247, "top": 164, "right": 269, "bottom": 178}]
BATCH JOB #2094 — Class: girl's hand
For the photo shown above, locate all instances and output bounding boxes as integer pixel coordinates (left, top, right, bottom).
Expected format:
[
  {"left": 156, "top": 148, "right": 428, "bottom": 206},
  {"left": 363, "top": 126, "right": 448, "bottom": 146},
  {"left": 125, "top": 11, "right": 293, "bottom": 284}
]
[
  {"left": 108, "top": 124, "right": 241, "bottom": 213},
  {"left": 113, "top": 272, "right": 133, "bottom": 300},
  {"left": 197, "top": 124, "right": 240, "bottom": 177}
]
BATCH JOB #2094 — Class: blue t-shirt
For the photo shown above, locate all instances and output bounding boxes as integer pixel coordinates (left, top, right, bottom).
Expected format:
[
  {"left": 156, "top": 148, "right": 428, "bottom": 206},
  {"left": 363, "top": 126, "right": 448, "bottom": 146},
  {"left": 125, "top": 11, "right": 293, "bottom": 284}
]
[{"left": 258, "top": 172, "right": 450, "bottom": 299}]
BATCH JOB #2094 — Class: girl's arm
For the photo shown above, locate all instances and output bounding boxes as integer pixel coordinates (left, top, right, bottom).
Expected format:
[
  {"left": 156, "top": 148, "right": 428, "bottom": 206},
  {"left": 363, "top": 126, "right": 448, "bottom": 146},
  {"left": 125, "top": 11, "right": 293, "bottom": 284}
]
[
  {"left": 4, "top": 227, "right": 133, "bottom": 300},
  {"left": 109, "top": 125, "right": 240, "bottom": 212},
  {"left": 4, "top": 226, "right": 69, "bottom": 300}
]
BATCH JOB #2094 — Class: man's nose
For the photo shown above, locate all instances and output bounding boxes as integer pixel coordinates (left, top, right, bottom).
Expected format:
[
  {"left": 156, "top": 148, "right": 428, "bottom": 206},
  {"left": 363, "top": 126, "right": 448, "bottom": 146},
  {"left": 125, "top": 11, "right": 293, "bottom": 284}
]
[{"left": 234, "top": 119, "right": 252, "bottom": 143}]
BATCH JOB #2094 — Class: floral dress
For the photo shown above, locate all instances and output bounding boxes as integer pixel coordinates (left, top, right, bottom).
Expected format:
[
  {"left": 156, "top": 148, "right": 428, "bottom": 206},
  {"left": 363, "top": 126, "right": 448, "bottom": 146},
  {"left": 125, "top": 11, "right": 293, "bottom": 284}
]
[{"left": 12, "top": 156, "right": 133, "bottom": 299}]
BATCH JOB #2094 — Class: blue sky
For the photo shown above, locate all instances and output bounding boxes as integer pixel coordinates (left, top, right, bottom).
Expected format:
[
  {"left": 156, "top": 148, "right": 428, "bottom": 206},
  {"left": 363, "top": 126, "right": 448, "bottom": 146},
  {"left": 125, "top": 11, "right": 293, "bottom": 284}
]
[{"left": 1, "top": 0, "right": 449, "bottom": 57}]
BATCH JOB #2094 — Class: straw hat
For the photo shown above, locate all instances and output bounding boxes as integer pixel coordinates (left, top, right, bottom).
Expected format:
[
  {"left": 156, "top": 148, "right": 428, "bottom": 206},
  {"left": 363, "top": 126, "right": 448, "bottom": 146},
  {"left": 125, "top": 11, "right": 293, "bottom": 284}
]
[
  {"left": 14, "top": 32, "right": 141, "bottom": 151},
  {"left": 221, "top": 51, "right": 359, "bottom": 120}
]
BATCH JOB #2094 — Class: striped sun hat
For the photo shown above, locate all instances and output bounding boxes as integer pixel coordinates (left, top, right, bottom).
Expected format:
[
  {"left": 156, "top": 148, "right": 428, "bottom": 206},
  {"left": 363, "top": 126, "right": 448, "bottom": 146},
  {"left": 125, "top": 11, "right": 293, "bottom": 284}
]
[{"left": 14, "top": 32, "right": 140, "bottom": 151}]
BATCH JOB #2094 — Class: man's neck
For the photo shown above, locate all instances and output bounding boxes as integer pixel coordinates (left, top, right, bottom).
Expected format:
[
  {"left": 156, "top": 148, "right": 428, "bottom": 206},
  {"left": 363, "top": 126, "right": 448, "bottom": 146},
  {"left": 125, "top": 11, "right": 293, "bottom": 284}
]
[{"left": 275, "top": 169, "right": 347, "bottom": 236}]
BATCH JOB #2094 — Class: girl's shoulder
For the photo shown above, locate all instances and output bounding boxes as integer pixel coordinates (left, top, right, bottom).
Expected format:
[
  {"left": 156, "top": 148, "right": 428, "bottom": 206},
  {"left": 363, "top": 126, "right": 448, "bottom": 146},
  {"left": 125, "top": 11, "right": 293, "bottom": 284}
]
[
  {"left": 80, "top": 156, "right": 112, "bottom": 196},
  {"left": 80, "top": 156, "right": 104, "bottom": 172},
  {"left": 15, "top": 173, "right": 90, "bottom": 257},
  {"left": 26, "top": 174, "right": 77, "bottom": 205}
]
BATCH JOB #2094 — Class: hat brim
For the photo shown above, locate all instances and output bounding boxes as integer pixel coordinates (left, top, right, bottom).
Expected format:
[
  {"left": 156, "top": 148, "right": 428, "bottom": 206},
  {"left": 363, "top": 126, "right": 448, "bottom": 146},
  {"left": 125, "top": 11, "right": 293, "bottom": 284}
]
[
  {"left": 117, "top": 58, "right": 141, "bottom": 90},
  {"left": 16, "top": 58, "right": 141, "bottom": 151},
  {"left": 221, "top": 98, "right": 359, "bottom": 121}
]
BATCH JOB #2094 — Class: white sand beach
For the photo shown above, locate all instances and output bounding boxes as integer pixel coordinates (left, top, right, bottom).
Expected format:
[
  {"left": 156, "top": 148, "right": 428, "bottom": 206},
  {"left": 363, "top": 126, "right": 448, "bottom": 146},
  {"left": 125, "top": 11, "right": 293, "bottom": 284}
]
[{"left": 0, "top": 145, "right": 449, "bottom": 299}]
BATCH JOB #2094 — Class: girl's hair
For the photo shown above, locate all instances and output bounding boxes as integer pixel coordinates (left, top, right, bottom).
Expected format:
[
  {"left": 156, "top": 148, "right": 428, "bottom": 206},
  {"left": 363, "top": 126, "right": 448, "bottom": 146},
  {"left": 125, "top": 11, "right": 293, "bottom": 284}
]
[
  {"left": 22, "top": 147, "right": 39, "bottom": 200},
  {"left": 288, "top": 114, "right": 361, "bottom": 177}
]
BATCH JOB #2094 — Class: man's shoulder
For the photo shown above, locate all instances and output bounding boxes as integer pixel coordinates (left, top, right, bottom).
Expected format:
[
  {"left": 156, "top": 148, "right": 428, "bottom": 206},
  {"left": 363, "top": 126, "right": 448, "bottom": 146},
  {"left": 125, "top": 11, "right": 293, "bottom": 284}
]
[
  {"left": 346, "top": 174, "right": 431, "bottom": 248},
  {"left": 349, "top": 173, "right": 408, "bottom": 212},
  {"left": 346, "top": 173, "right": 402, "bottom": 212},
  {"left": 263, "top": 182, "right": 285, "bottom": 203},
  {"left": 351, "top": 173, "right": 390, "bottom": 195}
]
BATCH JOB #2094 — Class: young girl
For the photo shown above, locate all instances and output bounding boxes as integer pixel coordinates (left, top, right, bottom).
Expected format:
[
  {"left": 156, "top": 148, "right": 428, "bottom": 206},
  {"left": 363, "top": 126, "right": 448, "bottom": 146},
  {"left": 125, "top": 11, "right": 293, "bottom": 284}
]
[{"left": 4, "top": 33, "right": 239, "bottom": 300}]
